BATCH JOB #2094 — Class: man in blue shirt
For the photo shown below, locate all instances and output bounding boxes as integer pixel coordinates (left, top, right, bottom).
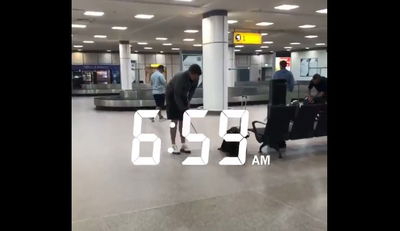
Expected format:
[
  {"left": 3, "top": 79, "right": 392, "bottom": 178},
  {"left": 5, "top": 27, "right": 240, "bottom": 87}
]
[
  {"left": 272, "top": 60, "right": 295, "bottom": 104},
  {"left": 151, "top": 65, "right": 167, "bottom": 121}
]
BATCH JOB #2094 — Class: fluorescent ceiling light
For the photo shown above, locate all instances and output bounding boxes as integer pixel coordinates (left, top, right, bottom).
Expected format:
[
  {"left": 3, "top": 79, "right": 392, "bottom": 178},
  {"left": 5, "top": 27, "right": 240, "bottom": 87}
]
[
  {"left": 144, "top": 47, "right": 153, "bottom": 50},
  {"left": 72, "top": 24, "right": 86, "bottom": 28},
  {"left": 107, "top": 50, "right": 111, "bottom": 52},
  {"left": 234, "top": 49, "right": 241, "bottom": 52},
  {"left": 171, "top": 48, "right": 180, "bottom": 50},
  {"left": 184, "top": 29, "right": 199, "bottom": 33},
  {"left": 228, "top": 20, "right": 238, "bottom": 24},
  {"left": 134, "top": 50, "right": 138, "bottom": 52},
  {"left": 162, "top": 43, "right": 172, "bottom": 46},
  {"left": 160, "top": 51, "right": 164, "bottom": 53},
  {"left": 94, "top": 35, "right": 107, "bottom": 38},
  {"left": 83, "top": 41, "right": 94, "bottom": 43},
  {"left": 78, "top": 49, "right": 82, "bottom": 51},
  {"left": 137, "top": 42, "right": 148, "bottom": 45},
  {"left": 134, "top": 14, "right": 154, "bottom": 19},
  {"left": 305, "top": 47, "right": 310, "bottom": 49},
  {"left": 255, "top": 49, "right": 262, "bottom": 52},
  {"left": 112, "top": 26, "right": 127, "bottom": 30},
  {"left": 175, "top": 0, "right": 192, "bottom": 2},
  {"left": 284, "top": 47, "right": 292, "bottom": 49},
  {"left": 84, "top": 11, "right": 104, "bottom": 16},
  {"left": 290, "top": 42, "right": 301, "bottom": 45},
  {"left": 299, "top": 24, "right": 316, "bottom": 28},
  {"left": 261, "top": 33, "right": 268, "bottom": 36},
  {"left": 235, "top": 45, "right": 244, "bottom": 48},
  {"left": 316, "top": 43, "right": 326, "bottom": 46},
  {"left": 274, "top": 4, "right": 299, "bottom": 10},
  {"left": 193, "top": 44, "right": 202, "bottom": 47},
  {"left": 316, "top": 8, "right": 327, "bottom": 14},
  {"left": 256, "top": 22, "right": 274, "bottom": 26},
  {"left": 183, "top": 38, "right": 195, "bottom": 41},
  {"left": 73, "top": 45, "right": 83, "bottom": 48},
  {"left": 260, "top": 46, "right": 269, "bottom": 48},
  {"left": 156, "top": 37, "right": 168, "bottom": 40},
  {"left": 263, "top": 41, "right": 274, "bottom": 44},
  {"left": 305, "top": 35, "right": 318, "bottom": 38}
]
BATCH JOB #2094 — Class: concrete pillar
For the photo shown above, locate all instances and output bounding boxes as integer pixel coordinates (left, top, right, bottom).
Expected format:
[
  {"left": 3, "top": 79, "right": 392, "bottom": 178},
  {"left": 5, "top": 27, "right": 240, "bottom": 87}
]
[
  {"left": 202, "top": 10, "right": 228, "bottom": 111},
  {"left": 227, "top": 45, "right": 236, "bottom": 87},
  {"left": 119, "top": 41, "right": 132, "bottom": 90}
]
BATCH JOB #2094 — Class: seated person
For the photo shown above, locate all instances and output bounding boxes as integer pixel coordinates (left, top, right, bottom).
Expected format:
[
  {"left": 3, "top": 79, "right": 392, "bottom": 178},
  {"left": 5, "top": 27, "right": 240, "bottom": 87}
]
[{"left": 306, "top": 74, "right": 327, "bottom": 104}]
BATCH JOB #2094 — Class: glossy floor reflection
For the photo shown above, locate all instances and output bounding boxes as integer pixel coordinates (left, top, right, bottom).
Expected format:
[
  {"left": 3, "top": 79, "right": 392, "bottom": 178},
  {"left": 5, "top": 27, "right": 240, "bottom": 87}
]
[{"left": 72, "top": 97, "right": 327, "bottom": 231}]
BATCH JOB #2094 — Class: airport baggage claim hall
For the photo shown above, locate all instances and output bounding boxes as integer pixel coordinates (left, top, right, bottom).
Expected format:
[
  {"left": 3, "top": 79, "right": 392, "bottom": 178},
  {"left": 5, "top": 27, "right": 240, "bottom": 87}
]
[{"left": 72, "top": 0, "right": 327, "bottom": 230}]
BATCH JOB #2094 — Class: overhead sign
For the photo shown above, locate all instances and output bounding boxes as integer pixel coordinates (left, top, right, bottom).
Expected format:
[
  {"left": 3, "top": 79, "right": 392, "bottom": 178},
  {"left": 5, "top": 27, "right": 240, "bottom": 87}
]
[
  {"left": 150, "top": 64, "right": 161, "bottom": 68},
  {"left": 233, "top": 32, "right": 262, "bottom": 45}
]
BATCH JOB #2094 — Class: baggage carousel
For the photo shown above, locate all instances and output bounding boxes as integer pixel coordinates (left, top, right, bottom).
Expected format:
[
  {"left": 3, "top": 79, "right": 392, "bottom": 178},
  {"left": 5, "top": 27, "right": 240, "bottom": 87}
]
[
  {"left": 72, "top": 84, "right": 121, "bottom": 96},
  {"left": 93, "top": 82, "right": 311, "bottom": 110}
]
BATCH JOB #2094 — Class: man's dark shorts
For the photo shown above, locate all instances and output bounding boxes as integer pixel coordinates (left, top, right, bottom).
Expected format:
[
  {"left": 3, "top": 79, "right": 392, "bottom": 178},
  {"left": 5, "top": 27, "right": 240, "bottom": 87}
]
[
  {"left": 166, "top": 93, "right": 185, "bottom": 121},
  {"left": 153, "top": 94, "right": 165, "bottom": 108}
]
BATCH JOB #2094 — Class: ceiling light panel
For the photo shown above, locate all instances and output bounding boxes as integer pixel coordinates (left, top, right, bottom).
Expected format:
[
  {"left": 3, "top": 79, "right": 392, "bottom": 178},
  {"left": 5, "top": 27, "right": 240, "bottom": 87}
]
[
  {"left": 112, "top": 26, "right": 127, "bottom": 30},
  {"left": 184, "top": 29, "right": 199, "bottom": 33},
  {"left": 135, "top": 14, "right": 154, "bottom": 19},
  {"left": 274, "top": 5, "right": 299, "bottom": 10},
  {"left": 256, "top": 22, "right": 274, "bottom": 26},
  {"left": 72, "top": 24, "right": 86, "bottom": 28},
  {"left": 299, "top": 24, "right": 316, "bottom": 28},
  {"left": 84, "top": 11, "right": 104, "bottom": 16}
]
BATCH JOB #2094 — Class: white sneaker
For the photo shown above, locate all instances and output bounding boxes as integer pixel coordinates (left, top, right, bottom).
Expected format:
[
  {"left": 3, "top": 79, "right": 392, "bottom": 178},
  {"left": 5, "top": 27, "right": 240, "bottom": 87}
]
[
  {"left": 172, "top": 144, "right": 180, "bottom": 155},
  {"left": 261, "top": 145, "right": 269, "bottom": 154},
  {"left": 180, "top": 144, "right": 191, "bottom": 154}
]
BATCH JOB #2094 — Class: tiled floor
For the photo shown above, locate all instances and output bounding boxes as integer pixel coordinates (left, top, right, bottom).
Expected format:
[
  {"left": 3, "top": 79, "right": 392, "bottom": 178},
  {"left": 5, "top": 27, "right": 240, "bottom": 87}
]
[{"left": 72, "top": 97, "right": 327, "bottom": 231}]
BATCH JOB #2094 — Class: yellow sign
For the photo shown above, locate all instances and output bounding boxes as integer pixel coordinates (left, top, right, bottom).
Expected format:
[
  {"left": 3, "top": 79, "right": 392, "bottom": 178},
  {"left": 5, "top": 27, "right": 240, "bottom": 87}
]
[
  {"left": 233, "top": 32, "right": 262, "bottom": 44},
  {"left": 150, "top": 64, "right": 161, "bottom": 68}
]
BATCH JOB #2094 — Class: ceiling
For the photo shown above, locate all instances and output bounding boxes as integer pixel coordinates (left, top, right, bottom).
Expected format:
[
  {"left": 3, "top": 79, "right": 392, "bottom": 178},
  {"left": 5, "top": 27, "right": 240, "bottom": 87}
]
[{"left": 72, "top": 0, "right": 327, "bottom": 53}]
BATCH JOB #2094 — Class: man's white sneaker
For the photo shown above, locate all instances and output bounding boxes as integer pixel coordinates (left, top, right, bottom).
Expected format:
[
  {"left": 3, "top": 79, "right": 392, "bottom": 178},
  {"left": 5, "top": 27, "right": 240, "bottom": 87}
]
[
  {"left": 180, "top": 144, "right": 191, "bottom": 154},
  {"left": 261, "top": 145, "right": 269, "bottom": 154},
  {"left": 172, "top": 144, "right": 180, "bottom": 155}
]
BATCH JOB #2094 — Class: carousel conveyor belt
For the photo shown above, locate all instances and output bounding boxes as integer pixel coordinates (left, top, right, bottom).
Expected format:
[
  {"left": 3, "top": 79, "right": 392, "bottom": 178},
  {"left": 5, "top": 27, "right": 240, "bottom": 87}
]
[
  {"left": 72, "top": 89, "right": 121, "bottom": 96},
  {"left": 92, "top": 84, "right": 310, "bottom": 110},
  {"left": 94, "top": 95, "right": 269, "bottom": 110}
]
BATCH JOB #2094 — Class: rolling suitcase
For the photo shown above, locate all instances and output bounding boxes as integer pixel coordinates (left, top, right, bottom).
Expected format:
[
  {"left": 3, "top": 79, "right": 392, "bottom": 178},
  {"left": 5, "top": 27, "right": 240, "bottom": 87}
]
[{"left": 218, "top": 95, "right": 250, "bottom": 156}]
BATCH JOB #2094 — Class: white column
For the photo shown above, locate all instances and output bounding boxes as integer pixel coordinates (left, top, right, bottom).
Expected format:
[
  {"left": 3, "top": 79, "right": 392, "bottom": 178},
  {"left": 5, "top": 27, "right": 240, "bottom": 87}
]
[
  {"left": 202, "top": 10, "right": 228, "bottom": 111},
  {"left": 227, "top": 46, "right": 236, "bottom": 87},
  {"left": 119, "top": 41, "right": 132, "bottom": 90}
]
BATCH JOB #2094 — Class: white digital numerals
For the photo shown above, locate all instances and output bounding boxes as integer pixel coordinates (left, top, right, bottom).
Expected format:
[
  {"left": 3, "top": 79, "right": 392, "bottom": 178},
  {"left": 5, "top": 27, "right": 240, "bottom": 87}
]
[
  {"left": 218, "top": 110, "right": 249, "bottom": 165},
  {"left": 131, "top": 110, "right": 161, "bottom": 165},
  {"left": 181, "top": 110, "right": 210, "bottom": 165},
  {"left": 131, "top": 109, "right": 249, "bottom": 166}
]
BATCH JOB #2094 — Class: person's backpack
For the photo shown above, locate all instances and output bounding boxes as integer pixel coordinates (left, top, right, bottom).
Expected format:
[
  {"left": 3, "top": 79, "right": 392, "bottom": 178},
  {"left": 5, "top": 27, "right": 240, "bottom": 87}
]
[{"left": 218, "top": 127, "right": 250, "bottom": 156}]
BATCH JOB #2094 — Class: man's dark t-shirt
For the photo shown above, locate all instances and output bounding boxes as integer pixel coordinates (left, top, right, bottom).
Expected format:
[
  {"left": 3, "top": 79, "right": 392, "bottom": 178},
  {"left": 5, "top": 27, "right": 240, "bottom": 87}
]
[
  {"left": 308, "top": 77, "right": 327, "bottom": 94},
  {"left": 166, "top": 71, "right": 199, "bottom": 120}
]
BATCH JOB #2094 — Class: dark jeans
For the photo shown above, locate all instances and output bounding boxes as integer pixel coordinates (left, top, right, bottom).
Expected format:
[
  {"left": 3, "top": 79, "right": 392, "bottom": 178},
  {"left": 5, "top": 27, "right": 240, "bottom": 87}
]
[{"left": 153, "top": 94, "right": 165, "bottom": 108}]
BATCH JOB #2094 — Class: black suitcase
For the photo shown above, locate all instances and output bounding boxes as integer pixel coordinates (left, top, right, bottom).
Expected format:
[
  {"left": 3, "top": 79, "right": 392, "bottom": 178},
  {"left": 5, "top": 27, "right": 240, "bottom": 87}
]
[{"left": 218, "top": 96, "right": 250, "bottom": 157}]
